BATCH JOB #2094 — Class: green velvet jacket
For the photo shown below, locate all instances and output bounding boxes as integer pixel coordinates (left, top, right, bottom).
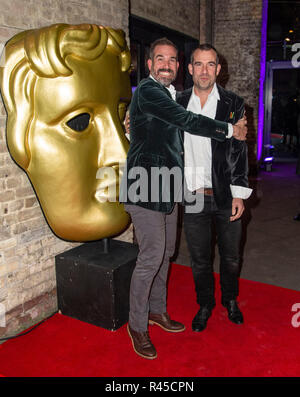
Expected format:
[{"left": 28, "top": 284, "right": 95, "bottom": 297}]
[{"left": 120, "top": 77, "right": 230, "bottom": 213}]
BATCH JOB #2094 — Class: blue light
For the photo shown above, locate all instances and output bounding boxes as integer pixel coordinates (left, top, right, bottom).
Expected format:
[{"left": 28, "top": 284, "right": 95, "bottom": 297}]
[{"left": 264, "top": 157, "right": 274, "bottom": 162}]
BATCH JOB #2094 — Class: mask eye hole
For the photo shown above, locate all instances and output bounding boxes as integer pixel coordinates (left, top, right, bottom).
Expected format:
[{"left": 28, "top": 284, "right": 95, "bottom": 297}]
[{"left": 67, "top": 113, "right": 90, "bottom": 132}]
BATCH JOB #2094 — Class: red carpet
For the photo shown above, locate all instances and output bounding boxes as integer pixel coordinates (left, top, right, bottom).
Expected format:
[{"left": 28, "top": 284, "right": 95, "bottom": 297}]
[{"left": 0, "top": 263, "right": 300, "bottom": 377}]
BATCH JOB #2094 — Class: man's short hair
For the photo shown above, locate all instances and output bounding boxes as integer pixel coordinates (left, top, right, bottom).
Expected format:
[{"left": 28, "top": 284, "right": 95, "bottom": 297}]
[
  {"left": 149, "top": 37, "right": 178, "bottom": 60},
  {"left": 190, "top": 44, "right": 220, "bottom": 65}
]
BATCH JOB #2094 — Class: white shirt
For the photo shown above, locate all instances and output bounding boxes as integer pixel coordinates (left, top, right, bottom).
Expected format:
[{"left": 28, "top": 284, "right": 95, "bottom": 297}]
[{"left": 184, "top": 84, "right": 252, "bottom": 199}]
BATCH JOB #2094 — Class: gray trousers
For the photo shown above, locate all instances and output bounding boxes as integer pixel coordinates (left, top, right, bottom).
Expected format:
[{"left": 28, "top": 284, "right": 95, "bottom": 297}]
[{"left": 124, "top": 204, "right": 178, "bottom": 332}]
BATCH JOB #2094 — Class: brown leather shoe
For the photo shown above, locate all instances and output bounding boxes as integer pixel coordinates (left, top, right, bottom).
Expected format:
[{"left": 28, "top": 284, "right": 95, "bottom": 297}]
[
  {"left": 127, "top": 324, "right": 157, "bottom": 359},
  {"left": 148, "top": 312, "right": 185, "bottom": 333}
]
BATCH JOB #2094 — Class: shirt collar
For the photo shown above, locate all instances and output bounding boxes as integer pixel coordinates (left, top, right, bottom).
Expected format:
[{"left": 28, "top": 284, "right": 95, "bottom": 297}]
[{"left": 191, "top": 83, "right": 220, "bottom": 103}]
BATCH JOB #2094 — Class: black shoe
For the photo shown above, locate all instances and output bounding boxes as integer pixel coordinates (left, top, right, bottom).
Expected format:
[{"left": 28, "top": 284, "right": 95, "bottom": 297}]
[
  {"left": 222, "top": 300, "right": 244, "bottom": 324},
  {"left": 192, "top": 305, "right": 214, "bottom": 332}
]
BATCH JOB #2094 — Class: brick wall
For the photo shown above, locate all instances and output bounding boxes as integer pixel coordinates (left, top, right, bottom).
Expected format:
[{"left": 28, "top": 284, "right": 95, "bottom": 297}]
[
  {"left": 0, "top": 0, "right": 131, "bottom": 340},
  {"left": 130, "top": 0, "right": 200, "bottom": 39},
  {"left": 213, "top": 0, "right": 263, "bottom": 169}
]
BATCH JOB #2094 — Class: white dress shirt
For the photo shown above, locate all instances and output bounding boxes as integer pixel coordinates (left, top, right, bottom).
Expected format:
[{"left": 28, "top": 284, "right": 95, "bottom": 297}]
[{"left": 184, "top": 84, "right": 252, "bottom": 199}]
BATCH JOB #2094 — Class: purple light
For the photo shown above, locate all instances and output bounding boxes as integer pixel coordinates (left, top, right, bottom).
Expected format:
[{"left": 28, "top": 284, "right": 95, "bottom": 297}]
[{"left": 257, "top": 0, "right": 268, "bottom": 161}]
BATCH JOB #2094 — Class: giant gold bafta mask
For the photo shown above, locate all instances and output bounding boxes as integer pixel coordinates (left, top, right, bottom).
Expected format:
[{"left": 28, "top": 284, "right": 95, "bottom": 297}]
[{"left": 0, "top": 24, "right": 132, "bottom": 241}]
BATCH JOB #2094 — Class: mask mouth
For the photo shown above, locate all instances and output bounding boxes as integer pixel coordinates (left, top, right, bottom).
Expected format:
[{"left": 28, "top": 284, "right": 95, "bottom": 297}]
[{"left": 95, "top": 185, "right": 119, "bottom": 203}]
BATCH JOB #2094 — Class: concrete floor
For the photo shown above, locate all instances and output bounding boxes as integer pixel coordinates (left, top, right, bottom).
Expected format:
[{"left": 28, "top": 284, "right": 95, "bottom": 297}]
[{"left": 174, "top": 160, "right": 300, "bottom": 291}]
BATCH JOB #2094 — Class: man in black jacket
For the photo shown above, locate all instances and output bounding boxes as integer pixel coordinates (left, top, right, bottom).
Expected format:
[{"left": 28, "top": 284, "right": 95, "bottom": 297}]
[
  {"left": 177, "top": 44, "right": 252, "bottom": 332},
  {"left": 121, "top": 38, "right": 247, "bottom": 359}
]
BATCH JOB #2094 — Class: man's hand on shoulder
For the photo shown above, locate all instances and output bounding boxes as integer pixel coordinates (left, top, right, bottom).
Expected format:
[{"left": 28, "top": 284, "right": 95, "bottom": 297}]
[
  {"left": 232, "top": 115, "right": 247, "bottom": 141},
  {"left": 124, "top": 111, "right": 130, "bottom": 135},
  {"left": 124, "top": 111, "right": 131, "bottom": 140}
]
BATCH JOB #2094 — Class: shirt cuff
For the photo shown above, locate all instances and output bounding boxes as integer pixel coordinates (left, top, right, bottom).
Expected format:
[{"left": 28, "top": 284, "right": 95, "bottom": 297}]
[
  {"left": 125, "top": 132, "right": 130, "bottom": 141},
  {"left": 230, "top": 184, "right": 253, "bottom": 199},
  {"left": 227, "top": 124, "right": 233, "bottom": 138}
]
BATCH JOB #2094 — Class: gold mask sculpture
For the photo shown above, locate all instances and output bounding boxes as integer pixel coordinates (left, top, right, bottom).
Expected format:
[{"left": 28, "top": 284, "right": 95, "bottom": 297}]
[{"left": 0, "top": 24, "right": 132, "bottom": 241}]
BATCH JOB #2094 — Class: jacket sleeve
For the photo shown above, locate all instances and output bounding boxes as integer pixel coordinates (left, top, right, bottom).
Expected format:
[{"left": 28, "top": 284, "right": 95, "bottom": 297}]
[
  {"left": 138, "top": 81, "right": 228, "bottom": 142},
  {"left": 228, "top": 97, "right": 250, "bottom": 189}
]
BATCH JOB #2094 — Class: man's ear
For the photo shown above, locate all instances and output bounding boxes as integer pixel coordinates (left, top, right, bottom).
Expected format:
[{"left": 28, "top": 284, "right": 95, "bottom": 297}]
[
  {"left": 188, "top": 63, "right": 193, "bottom": 76},
  {"left": 147, "top": 58, "right": 152, "bottom": 73},
  {"left": 216, "top": 63, "right": 221, "bottom": 77}
]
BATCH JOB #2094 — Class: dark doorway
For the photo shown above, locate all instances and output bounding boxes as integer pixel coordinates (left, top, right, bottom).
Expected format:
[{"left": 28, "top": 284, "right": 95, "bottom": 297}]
[
  {"left": 263, "top": 0, "right": 300, "bottom": 164},
  {"left": 265, "top": 62, "right": 300, "bottom": 161}
]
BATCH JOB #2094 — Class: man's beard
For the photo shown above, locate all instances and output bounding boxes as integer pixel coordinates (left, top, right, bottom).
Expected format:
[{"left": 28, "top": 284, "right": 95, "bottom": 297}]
[
  {"left": 152, "top": 68, "right": 176, "bottom": 87},
  {"left": 194, "top": 75, "right": 216, "bottom": 91}
]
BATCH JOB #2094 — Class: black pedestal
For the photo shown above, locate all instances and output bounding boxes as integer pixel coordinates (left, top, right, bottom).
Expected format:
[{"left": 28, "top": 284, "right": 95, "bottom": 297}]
[{"left": 55, "top": 239, "right": 138, "bottom": 331}]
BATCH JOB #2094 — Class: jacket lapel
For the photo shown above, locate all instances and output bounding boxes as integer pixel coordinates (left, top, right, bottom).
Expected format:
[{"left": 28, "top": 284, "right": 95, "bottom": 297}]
[
  {"left": 176, "top": 88, "right": 192, "bottom": 109},
  {"left": 212, "top": 85, "right": 232, "bottom": 153},
  {"left": 176, "top": 88, "right": 192, "bottom": 145},
  {"left": 215, "top": 85, "right": 232, "bottom": 122}
]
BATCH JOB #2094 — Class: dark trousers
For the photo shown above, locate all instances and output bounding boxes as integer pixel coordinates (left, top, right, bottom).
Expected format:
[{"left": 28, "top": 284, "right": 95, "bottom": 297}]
[{"left": 183, "top": 194, "right": 242, "bottom": 308}]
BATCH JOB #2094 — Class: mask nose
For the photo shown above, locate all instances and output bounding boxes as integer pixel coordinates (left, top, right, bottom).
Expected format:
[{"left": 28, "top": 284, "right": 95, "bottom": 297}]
[{"left": 95, "top": 111, "right": 128, "bottom": 169}]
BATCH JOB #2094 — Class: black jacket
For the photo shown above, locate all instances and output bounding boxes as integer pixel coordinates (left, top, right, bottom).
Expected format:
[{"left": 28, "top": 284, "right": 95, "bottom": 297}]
[{"left": 176, "top": 84, "right": 249, "bottom": 210}]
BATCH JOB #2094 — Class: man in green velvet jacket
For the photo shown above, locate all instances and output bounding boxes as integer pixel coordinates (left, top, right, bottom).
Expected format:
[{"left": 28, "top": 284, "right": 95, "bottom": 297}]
[{"left": 120, "top": 37, "right": 247, "bottom": 360}]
